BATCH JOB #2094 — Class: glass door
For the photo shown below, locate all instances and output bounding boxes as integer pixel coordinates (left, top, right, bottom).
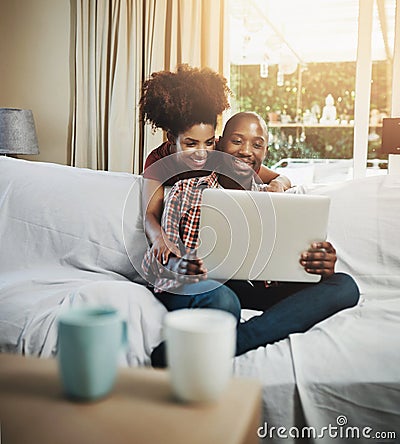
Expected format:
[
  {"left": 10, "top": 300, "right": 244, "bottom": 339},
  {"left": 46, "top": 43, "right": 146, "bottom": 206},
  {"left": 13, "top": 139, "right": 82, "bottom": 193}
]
[{"left": 228, "top": 0, "right": 398, "bottom": 185}]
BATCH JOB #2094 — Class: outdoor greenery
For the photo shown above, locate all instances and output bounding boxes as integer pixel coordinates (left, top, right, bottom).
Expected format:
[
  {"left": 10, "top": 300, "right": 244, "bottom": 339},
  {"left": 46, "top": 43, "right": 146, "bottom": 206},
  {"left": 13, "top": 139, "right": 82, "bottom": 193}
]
[{"left": 230, "top": 61, "right": 389, "bottom": 166}]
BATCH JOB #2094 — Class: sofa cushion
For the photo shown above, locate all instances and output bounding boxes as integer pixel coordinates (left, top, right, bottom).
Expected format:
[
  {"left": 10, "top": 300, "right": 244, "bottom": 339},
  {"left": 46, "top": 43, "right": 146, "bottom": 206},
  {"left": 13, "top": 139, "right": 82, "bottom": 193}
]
[
  {"left": 304, "top": 174, "right": 400, "bottom": 299},
  {"left": 0, "top": 157, "right": 148, "bottom": 281}
]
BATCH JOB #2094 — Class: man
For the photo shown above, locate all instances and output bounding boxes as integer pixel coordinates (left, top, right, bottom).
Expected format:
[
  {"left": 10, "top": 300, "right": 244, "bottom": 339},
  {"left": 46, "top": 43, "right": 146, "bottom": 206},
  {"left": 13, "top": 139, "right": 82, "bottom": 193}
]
[{"left": 142, "top": 112, "right": 359, "bottom": 367}]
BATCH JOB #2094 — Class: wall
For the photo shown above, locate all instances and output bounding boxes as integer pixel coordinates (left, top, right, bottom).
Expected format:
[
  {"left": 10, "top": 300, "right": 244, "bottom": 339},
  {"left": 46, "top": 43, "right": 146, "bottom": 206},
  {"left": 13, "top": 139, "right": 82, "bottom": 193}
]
[{"left": 0, "top": 0, "right": 70, "bottom": 165}]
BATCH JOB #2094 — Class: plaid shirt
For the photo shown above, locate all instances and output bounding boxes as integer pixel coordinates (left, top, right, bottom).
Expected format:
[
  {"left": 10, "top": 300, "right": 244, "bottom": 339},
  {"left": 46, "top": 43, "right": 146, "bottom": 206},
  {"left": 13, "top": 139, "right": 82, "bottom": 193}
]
[{"left": 142, "top": 172, "right": 262, "bottom": 292}]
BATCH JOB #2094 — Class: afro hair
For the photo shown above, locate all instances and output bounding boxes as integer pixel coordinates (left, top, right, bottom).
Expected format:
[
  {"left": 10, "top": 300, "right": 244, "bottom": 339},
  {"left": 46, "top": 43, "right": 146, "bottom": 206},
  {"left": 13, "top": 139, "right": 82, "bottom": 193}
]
[{"left": 140, "top": 64, "right": 231, "bottom": 135}]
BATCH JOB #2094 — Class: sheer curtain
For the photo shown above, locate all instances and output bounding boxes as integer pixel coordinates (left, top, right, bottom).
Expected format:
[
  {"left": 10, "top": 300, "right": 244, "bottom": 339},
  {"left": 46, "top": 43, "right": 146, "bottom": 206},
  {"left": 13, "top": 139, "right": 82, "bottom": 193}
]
[
  {"left": 70, "top": 1, "right": 142, "bottom": 172},
  {"left": 70, "top": 0, "right": 227, "bottom": 173}
]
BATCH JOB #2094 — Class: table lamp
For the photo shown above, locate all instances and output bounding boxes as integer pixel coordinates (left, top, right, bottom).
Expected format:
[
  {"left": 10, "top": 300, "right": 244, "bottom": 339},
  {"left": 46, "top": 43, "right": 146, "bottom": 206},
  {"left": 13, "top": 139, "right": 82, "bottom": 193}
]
[{"left": 0, "top": 108, "right": 39, "bottom": 155}]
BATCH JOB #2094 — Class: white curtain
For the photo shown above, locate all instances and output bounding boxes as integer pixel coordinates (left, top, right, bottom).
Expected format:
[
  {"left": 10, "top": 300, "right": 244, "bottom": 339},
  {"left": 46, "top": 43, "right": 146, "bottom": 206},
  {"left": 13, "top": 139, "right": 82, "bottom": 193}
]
[{"left": 70, "top": 0, "right": 227, "bottom": 173}]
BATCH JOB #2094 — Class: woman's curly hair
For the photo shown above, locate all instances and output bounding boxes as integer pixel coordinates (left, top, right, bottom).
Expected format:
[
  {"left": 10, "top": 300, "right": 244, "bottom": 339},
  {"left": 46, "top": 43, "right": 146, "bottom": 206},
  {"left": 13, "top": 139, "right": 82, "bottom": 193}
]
[{"left": 140, "top": 64, "right": 231, "bottom": 135}]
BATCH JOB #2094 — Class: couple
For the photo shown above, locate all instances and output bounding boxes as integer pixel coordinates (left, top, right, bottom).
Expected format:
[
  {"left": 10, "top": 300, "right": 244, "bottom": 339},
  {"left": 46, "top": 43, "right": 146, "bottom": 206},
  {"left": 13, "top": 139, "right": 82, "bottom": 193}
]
[{"left": 140, "top": 66, "right": 359, "bottom": 368}]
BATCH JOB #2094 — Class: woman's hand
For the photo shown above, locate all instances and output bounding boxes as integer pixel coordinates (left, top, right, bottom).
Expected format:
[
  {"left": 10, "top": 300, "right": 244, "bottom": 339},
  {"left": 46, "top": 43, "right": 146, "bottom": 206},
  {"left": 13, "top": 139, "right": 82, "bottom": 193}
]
[
  {"left": 159, "top": 251, "right": 207, "bottom": 284},
  {"left": 149, "top": 232, "right": 181, "bottom": 267},
  {"left": 299, "top": 241, "right": 337, "bottom": 278}
]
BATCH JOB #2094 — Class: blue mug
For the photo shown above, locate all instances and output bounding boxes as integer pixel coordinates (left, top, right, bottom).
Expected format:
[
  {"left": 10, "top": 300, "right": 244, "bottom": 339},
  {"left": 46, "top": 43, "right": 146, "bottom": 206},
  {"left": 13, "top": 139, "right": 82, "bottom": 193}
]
[{"left": 57, "top": 306, "right": 127, "bottom": 401}]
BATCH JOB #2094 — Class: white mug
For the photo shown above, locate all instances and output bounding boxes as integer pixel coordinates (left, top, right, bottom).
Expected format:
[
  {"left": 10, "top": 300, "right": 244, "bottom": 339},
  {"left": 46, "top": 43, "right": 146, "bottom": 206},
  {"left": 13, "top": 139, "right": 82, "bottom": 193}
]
[{"left": 164, "top": 308, "right": 237, "bottom": 403}]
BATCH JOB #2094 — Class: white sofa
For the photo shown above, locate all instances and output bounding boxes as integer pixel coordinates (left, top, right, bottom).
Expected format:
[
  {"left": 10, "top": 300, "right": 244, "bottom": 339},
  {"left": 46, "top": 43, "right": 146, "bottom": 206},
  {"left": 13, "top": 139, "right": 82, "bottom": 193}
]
[
  {"left": 0, "top": 157, "right": 166, "bottom": 365},
  {"left": 1, "top": 156, "right": 399, "bottom": 442}
]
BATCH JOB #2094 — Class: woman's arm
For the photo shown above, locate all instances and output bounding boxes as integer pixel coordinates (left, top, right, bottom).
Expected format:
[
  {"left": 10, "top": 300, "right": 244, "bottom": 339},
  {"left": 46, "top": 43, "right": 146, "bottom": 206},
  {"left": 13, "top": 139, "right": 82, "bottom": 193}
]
[
  {"left": 142, "top": 181, "right": 205, "bottom": 284},
  {"left": 142, "top": 178, "right": 180, "bottom": 264},
  {"left": 158, "top": 186, "right": 206, "bottom": 283},
  {"left": 258, "top": 164, "right": 291, "bottom": 191}
]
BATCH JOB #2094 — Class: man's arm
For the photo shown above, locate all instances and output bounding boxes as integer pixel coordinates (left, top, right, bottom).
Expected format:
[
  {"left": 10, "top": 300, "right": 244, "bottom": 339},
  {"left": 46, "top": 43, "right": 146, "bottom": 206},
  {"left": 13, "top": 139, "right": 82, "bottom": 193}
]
[{"left": 258, "top": 164, "right": 291, "bottom": 191}]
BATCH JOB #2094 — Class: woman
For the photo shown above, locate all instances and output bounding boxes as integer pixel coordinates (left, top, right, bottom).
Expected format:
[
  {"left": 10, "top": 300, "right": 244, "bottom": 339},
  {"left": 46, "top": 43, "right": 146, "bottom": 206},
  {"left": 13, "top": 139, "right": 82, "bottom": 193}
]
[{"left": 140, "top": 64, "right": 290, "bottom": 266}]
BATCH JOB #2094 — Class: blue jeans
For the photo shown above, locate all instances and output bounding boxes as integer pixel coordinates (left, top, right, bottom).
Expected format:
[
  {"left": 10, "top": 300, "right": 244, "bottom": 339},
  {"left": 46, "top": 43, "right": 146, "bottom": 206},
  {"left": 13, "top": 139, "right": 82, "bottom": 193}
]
[
  {"left": 229, "top": 273, "right": 360, "bottom": 354},
  {"left": 153, "top": 273, "right": 359, "bottom": 356},
  {"left": 154, "top": 279, "right": 242, "bottom": 321}
]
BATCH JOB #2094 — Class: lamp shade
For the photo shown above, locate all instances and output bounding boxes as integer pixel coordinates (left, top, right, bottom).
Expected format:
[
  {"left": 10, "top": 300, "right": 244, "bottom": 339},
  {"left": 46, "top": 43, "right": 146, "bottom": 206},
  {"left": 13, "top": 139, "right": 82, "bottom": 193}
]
[{"left": 0, "top": 108, "right": 39, "bottom": 155}]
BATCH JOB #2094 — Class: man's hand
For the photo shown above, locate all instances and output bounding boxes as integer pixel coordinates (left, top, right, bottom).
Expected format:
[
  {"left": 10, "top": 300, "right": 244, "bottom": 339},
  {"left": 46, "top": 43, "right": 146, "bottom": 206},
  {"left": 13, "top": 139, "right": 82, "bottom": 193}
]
[
  {"left": 300, "top": 241, "right": 337, "bottom": 278},
  {"left": 260, "top": 178, "right": 286, "bottom": 193}
]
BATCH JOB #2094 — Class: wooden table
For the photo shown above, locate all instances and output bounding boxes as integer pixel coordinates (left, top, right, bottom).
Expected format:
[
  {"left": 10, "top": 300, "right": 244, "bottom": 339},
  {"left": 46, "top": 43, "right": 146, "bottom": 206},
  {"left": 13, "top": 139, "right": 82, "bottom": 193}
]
[{"left": 0, "top": 353, "right": 262, "bottom": 444}]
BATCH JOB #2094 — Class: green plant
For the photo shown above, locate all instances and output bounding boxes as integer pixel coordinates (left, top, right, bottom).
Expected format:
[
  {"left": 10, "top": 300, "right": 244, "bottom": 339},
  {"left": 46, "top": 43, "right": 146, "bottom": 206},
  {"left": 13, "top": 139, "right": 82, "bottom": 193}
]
[{"left": 230, "top": 61, "right": 390, "bottom": 164}]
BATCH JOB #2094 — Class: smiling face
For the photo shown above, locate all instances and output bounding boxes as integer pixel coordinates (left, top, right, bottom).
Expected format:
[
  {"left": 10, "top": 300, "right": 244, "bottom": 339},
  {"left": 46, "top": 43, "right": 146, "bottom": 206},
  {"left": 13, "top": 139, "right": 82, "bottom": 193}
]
[
  {"left": 219, "top": 113, "right": 268, "bottom": 183},
  {"left": 169, "top": 123, "right": 216, "bottom": 171}
]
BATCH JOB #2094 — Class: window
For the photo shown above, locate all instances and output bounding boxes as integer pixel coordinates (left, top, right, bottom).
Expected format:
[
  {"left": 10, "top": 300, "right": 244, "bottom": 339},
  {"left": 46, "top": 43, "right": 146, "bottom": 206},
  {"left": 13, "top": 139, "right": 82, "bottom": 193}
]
[{"left": 229, "top": 0, "right": 398, "bottom": 184}]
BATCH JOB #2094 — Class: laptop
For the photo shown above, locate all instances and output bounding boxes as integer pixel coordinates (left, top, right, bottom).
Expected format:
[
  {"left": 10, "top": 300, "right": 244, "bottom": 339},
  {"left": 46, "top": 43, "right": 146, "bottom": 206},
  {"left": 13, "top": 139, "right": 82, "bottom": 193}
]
[{"left": 197, "top": 189, "right": 330, "bottom": 283}]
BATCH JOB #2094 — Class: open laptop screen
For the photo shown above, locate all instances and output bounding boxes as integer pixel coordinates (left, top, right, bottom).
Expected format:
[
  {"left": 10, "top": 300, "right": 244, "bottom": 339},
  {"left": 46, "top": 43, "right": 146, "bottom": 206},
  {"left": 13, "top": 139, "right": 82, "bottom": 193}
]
[{"left": 197, "top": 189, "right": 330, "bottom": 283}]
